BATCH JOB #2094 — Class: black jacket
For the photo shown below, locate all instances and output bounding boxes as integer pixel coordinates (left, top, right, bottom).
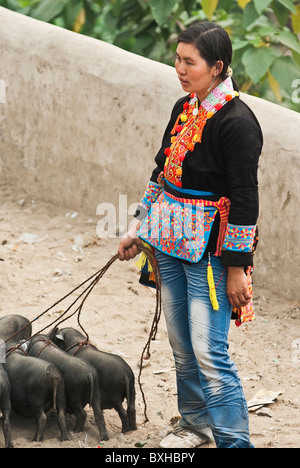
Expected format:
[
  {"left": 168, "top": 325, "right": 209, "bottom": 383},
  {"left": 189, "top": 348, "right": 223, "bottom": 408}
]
[{"left": 149, "top": 95, "right": 263, "bottom": 267}]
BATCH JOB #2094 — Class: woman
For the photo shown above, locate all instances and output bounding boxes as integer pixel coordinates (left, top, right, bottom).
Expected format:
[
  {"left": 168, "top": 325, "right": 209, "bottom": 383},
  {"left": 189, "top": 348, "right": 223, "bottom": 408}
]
[{"left": 118, "top": 22, "right": 263, "bottom": 449}]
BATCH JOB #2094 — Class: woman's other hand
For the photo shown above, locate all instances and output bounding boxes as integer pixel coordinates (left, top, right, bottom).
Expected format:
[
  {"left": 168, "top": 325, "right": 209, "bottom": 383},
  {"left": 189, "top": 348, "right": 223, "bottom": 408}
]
[{"left": 227, "top": 266, "right": 252, "bottom": 309}]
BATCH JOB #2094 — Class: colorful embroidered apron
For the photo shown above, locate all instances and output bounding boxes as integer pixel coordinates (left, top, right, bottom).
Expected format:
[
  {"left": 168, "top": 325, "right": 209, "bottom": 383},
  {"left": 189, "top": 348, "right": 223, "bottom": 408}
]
[{"left": 137, "top": 183, "right": 231, "bottom": 263}]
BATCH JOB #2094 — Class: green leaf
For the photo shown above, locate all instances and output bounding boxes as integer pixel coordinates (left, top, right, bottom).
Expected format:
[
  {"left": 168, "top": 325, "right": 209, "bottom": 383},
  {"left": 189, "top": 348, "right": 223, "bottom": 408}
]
[
  {"left": 232, "top": 39, "right": 249, "bottom": 50},
  {"left": 253, "top": 0, "right": 272, "bottom": 15},
  {"left": 242, "top": 2, "right": 260, "bottom": 29},
  {"left": 100, "top": 7, "right": 119, "bottom": 42},
  {"left": 292, "top": 5, "right": 300, "bottom": 34},
  {"left": 242, "top": 47, "right": 276, "bottom": 83},
  {"left": 135, "top": 441, "right": 147, "bottom": 448},
  {"left": 183, "top": 0, "right": 195, "bottom": 13},
  {"left": 293, "top": 51, "right": 300, "bottom": 68},
  {"left": 201, "top": 0, "right": 219, "bottom": 20},
  {"left": 276, "top": 0, "right": 296, "bottom": 14},
  {"left": 148, "top": 0, "right": 178, "bottom": 26},
  {"left": 245, "top": 31, "right": 264, "bottom": 47},
  {"left": 271, "top": 56, "right": 300, "bottom": 94},
  {"left": 64, "top": 1, "right": 83, "bottom": 30},
  {"left": 272, "top": 0, "right": 290, "bottom": 26},
  {"left": 18, "top": 0, "right": 35, "bottom": 6},
  {"left": 32, "top": 0, "right": 67, "bottom": 22},
  {"left": 276, "top": 30, "right": 300, "bottom": 55},
  {"left": 268, "top": 70, "right": 282, "bottom": 102}
]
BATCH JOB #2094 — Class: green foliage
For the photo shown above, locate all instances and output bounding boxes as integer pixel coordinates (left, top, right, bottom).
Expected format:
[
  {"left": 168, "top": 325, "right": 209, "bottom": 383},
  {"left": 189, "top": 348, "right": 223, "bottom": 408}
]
[{"left": 1, "top": 0, "right": 299, "bottom": 110}]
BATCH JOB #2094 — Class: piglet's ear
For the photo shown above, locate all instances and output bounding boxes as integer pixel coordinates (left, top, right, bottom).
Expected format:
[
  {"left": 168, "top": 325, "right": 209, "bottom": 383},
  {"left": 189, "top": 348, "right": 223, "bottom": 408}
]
[
  {"left": 20, "top": 340, "right": 28, "bottom": 352},
  {"left": 55, "top": 334, "right": 64, "bottom": 343}
]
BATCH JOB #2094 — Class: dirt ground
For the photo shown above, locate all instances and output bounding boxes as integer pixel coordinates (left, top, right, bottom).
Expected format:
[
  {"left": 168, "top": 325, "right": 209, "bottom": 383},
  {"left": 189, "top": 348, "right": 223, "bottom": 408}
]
[{"left": 0, "top": 182, "right": 299, "bottom": 449}]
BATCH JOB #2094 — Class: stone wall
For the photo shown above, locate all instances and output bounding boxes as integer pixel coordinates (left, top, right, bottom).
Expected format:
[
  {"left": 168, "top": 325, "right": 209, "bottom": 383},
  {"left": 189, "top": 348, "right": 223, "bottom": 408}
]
[{"left": 0, "top": 7, "right": 299, "bottom": 299}]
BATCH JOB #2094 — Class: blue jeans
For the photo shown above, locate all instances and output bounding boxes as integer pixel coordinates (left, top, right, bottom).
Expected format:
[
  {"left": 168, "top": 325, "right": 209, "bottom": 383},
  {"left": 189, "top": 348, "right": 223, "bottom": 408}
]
[{"left": 156, "top": 250, "right": 253, "bottom": 448}]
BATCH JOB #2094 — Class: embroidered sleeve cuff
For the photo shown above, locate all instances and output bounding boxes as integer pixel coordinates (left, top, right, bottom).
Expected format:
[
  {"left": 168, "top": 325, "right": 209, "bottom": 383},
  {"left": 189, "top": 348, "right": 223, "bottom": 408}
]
[
  {"left": 222, "top": 224, "right": 256, "bottom": 253},
  {"left": 134, "top": 182, "right": 163, "bottom": 222},
  {"left": 221, "top": 224, "right": 256, "bottom": 267},
  {"left": 140, "top": 182, "right": 163, "bottom": 211}
]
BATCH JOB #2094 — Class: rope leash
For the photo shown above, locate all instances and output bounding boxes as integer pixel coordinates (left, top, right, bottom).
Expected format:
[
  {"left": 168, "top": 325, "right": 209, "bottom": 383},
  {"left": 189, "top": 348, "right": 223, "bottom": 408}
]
[
  {"left": 136, "top": 245, "right": 162, "bottom": 423},
  {"left": 4, "top": 254, "right": 121, "bottom": 347},
  {"left": 4, "top": 245, "right": 162, "bottom": 423}
]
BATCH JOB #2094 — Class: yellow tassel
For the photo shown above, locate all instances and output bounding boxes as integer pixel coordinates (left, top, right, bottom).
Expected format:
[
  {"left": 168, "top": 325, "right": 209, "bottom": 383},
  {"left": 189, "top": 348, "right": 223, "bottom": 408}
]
[
  {"left": 134, "top": 251, "right": 148, "bottom": 271},
  {"left": 134, "top": 241, "right": 153, "bottom": 273},
  {"left": 207, "top": 255, "right": 219, "bottom": 311}
]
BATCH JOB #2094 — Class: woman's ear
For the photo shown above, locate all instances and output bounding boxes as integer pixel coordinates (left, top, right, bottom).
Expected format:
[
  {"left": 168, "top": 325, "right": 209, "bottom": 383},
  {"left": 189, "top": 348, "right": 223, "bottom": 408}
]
[{"left": 215, "top": 60, "right": 224, "bottom": 77}]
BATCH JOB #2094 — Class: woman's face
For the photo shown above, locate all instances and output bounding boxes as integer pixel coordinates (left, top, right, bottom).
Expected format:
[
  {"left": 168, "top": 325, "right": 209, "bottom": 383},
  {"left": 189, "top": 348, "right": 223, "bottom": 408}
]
[{"left": 175, "top": 42, "right": 220, "bottom": 97}]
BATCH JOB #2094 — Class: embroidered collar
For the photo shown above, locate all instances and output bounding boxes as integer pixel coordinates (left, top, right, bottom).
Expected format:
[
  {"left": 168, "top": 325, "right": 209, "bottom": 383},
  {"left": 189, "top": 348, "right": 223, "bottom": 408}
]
[
  {"left": 201, "top": 77, "right": 237, "bottom": 113},
  {"left": 163, "top": 77, "right": 239, "bottom": 188}
]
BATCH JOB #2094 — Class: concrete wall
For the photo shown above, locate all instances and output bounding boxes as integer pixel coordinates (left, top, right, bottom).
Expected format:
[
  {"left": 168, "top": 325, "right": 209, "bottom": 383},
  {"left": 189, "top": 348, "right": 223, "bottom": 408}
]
[{"left": 0, "top": 7, "right": 299, "bottom": 300}]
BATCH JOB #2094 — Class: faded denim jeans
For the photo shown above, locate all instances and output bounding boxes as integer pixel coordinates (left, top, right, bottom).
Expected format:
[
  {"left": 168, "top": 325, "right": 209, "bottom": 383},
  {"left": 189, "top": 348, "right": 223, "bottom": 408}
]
[{"left": 156, "top": 250, "right": 253, "bottom": 448}]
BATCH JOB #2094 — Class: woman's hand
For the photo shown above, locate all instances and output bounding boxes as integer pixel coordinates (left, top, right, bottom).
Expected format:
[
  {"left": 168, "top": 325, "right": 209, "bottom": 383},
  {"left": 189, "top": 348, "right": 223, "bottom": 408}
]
[
  {"left": 118, "top": 219, "right": 142, "bottom": 261},
  {"left": 227, "top": 266, "right": 252, "bottom": 309}
]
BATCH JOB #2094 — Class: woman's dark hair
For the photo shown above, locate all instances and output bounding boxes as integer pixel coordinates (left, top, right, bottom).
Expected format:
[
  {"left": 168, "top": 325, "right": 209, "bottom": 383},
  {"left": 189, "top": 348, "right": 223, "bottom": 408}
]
[{"left": 178, "top": 22, "right": 239, "bottom": 90}]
